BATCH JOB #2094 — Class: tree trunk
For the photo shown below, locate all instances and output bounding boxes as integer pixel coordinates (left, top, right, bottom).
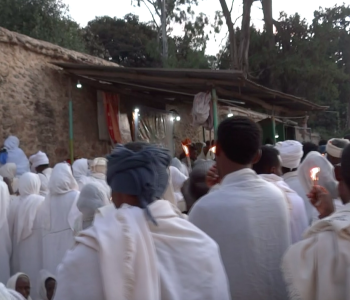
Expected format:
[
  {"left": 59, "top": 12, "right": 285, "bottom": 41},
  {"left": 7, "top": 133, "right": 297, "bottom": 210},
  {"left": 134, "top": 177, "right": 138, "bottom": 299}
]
[
  {"left": 239, "top": 0, "right": 254, "bottom": 77},
  {"left": 219, "top": 0, "right": 238, "bottom": 69},
  {"left": 160, "top": 0, "right": 168, "bottom": 65},
  {"left": 261, "top": 0, "right": 274, "bottom": 49}
]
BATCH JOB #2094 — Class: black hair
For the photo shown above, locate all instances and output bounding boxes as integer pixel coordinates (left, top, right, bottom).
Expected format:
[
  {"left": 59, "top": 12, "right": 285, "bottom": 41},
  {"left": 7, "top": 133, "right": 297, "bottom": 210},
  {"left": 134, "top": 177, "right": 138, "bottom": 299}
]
[
  {"left": 45, "top": 277, "right": 56, "bottom": 286},
  {"left": 217, "top": 116, "right": 261, "bottom": 165},
  {"left": 341, "top": 145, "right": 350, "bottom": 189},
  {"left": 319, "top": 140, "right": 327, "bottom": 146},
  {"left": 331, "top": 139, "right": 348, "bottom": 149},
  {"left": 344, "top": 134, "right": 350, "bottom": 141},
  {"left": 253, "top": 146, "right": 280, "bottom": 174},
  {"left": 302, "top": 142, "right": 318, "bottom": 162},
  {"left": 264, "top": 137, "right": 273, "bottom": 145}
]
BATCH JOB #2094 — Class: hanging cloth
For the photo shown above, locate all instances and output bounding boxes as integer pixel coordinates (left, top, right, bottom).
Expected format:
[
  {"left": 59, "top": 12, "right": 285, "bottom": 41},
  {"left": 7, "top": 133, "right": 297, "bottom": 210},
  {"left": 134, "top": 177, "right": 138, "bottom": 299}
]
[{"left": 192, "top": 92, "right": 213, "bottom": 130}]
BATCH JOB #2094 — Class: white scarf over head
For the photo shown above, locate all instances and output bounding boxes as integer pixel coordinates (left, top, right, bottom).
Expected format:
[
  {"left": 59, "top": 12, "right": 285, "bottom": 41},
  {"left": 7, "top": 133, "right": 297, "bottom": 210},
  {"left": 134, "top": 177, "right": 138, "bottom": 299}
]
[
  {"left": 275, "top": 140, "right": 303, "bottom": 169},
  {"left": 14, "top": 173, "right": 44, "bottom": 243},
  {"left": 90, "top": 157, "right": 107, "bottom": 180},
  {"left": 326, "top": 138, "right": 350, "bottom": 158},
  {"left": 42, "top": 163, "right": 80, "bottom": 231},
  {"left": 72, "top": 159, "right": 89, "bottom": 190},
  {"left": 0, "top": 163, "right": 18, "bottom": 192},
  {"left": 4, "top": 136, "right": 30, "bottom": 176},
  {"left": 282, "top": 203, "right": 350, "bottom": 300},
  {"left": 298, "top": 151, "right": 338, "bottom": 199},
  {"left": 29, "top": 152, "right": 49, "bottom": 169},
  {"left": 37, "top": 270, "right": 55, "bottom": 300},
  {"left": 6, "top": 273, "right": 32, "bottom": 300}
]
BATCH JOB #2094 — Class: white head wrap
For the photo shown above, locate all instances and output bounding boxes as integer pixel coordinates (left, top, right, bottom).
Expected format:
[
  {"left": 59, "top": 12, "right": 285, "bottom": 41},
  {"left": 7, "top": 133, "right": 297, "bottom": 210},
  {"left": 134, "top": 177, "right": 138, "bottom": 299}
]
[
  {"left": 0, "top": 163, "right": 16, "bottom": 180},
  {"left": 326, "top": 138, "right": 350, "bottom": 158},
  {"left": 91, "top": 157, "right": 107, "bottom": 175},
  {"left": 275, "top": 140, "right": 303, "bottom": 170},
  {"left": 37, "top": 270, "right": 55, "bottom": 300},
  {"left": 6, "top": 273, "right": 31, "bottom": 300},
  {"left": 29, "top": 152, "right": 49, "bottom": 169},
  {"left": 298, "top": 151, "right": 338, "bottom": 199}
]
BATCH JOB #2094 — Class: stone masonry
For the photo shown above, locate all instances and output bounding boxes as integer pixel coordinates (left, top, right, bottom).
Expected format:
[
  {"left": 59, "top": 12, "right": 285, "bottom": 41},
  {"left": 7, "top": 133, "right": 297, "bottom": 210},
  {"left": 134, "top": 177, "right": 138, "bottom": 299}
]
[{"left": 0, "top": 27, "right": 117, "bottom": 164}]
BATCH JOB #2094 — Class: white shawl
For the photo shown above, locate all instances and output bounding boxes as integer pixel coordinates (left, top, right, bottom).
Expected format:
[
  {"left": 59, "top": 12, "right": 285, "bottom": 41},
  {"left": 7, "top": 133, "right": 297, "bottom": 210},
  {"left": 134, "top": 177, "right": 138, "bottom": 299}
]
[
  {"left": 282, "top": 203, "right": 350, "bottom": 300},
  {"left": 0, "top": 283, "right": 25, "bottom": 300},
  {"left": 0, "top": 178, "right": 11, "bottom": 284},
  {"left": 37, "top": 270, "right": 56, "bottom": 300},
  {"left": 260, "top": 174, "right": 309, "bottom": 243},
  {"left": 72, "top": 159, "right": 89, "bottom": 191},
  {"left": 6, "top": 273, "right": 32, "bottom": 300},
  {"left": 54, "top": 200, "right": 230, "bottom": 300},
  {"left": 38, "top": 168, "right": 52, "bottom": 197}
]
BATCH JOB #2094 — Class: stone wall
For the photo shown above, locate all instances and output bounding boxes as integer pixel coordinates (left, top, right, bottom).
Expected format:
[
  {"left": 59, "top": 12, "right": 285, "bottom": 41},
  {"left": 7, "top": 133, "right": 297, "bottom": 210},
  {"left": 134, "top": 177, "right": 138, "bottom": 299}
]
[{"left": 0, "top": 27, "right": 117, "bottom": 164}]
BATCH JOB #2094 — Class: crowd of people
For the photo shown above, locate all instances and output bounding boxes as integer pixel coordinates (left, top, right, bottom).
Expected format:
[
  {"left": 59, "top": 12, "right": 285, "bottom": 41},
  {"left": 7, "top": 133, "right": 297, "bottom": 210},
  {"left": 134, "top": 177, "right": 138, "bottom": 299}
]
[{"left": 0, "top": 117, "right": 350, "bottom": 300}]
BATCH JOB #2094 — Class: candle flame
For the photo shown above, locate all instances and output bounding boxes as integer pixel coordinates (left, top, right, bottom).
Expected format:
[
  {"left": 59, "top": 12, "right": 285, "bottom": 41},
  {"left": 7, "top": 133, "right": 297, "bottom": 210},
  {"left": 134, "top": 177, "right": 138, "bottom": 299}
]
[
  {"left": 310, "top": 167, "right": 320, "bottom": 182},
  {"left": 182, "top": 144, "right": 189, "bottom": 156},
  {"left": 209, "top": 146, "right": 216, "bottom": 154}
]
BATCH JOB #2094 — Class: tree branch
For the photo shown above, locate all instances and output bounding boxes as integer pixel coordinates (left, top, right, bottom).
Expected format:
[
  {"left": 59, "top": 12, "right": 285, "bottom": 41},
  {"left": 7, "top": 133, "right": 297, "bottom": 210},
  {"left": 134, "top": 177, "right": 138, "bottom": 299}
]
[
  {"left": 140, "top": 0, "right": 160, "bottom": 29},
  {"left": 229, "top": 0, "right": 234, "bottom": 13}
]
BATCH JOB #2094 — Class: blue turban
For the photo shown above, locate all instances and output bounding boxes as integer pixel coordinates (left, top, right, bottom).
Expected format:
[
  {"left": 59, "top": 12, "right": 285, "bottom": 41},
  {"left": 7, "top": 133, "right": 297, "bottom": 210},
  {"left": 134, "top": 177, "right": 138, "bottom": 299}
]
[{"left": 107, "top": 144, "right": 171, "bottom": 224}]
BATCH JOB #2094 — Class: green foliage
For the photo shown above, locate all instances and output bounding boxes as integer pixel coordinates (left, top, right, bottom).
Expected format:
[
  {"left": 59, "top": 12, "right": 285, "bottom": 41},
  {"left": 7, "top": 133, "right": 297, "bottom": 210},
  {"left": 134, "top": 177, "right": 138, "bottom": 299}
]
[
  {"left": 218, "top": 5, "right": 350, "bottom": 138},
  {"left": 0, "top": 0, "right": 86, "bottom": 52}
]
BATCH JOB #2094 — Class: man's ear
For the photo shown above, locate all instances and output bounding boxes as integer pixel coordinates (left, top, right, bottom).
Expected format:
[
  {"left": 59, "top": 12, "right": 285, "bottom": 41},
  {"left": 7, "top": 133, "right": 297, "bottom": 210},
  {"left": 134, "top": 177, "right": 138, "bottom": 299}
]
[{"left": 252, "top": 149, "right": 262, "bottom": 165}]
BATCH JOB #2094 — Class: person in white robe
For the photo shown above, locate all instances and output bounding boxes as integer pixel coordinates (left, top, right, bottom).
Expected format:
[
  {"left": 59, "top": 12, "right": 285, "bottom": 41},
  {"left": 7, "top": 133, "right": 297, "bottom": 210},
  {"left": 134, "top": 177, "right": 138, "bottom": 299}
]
[
  {"left": 253, "top": 145, "right": 309, "bottom": 243},
  {"left": 2, "top": 137, "right": 29, "bottom": 176},
  {"left": 275, "top": 140, "right": 314, "bottom": 224},
  {"left": 74, "top": 184, "right": 106, "bottom": 232},
  {"left": 72, "top": 159, "right": 89, "bottom": 191},
  {"left": 197, "top": 141, "right": 215, "bottom": 161},
  {"left": 168, "top": 166, "right": 187, "bottom": 211},
  {"left": 171, "top": 157, "right": 189, "bottom": 177},
  {"left": 40, "top": 163, "right": 80, "bottom": 275},
  {"left": 0, "top": 176, "right": 11, "bottom": 284},
  {"left": 7, "top": 273, "right": 31, "bottom": 300},
  {"left": 282, "top": 144, "right": 350, "bottom": 300},
  {"left": 37, "top": 270, "right": 56, "bottom": 300},
  {"left": 189, "top": 117, "right": 290, "bottom": 299},
  {"left": 88, "top": 157, "right": 111, "bottom": 200},
  {"left": 28, "top": 152, "right": 52, "bottom": 196},
  {"left": 7, "top": 173, "right": 44, "bottom": 299},
  {"left": 54, "top": 142, "right": 230, "bottom": 300},
  {"left": 0, "top": 163, "right": 19, "bottom": 195},
  {"left": 298, "top": 151, "right": 342, "bottom": 222},
  {"left": 0, "top": 283, "right": 26, "bottom": 300}
]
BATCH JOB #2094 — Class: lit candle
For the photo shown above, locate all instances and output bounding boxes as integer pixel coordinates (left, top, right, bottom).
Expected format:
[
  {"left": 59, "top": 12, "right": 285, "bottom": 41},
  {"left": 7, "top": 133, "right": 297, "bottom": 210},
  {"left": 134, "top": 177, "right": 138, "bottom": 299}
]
[
  {"left": 310, "top": 167, "right": 320, "bottom": 186},
  {"left": 209, "top": 146, "right": 216, "bottom": 154},
  {"left": 182, "top": 144, "right": 192, "bottom": 172}
]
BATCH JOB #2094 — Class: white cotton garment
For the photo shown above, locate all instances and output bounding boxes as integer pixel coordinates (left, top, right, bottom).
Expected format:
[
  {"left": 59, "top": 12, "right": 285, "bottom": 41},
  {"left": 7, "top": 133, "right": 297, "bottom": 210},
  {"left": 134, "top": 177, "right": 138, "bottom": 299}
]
[
  {"left": 260, "top": 174, "right": 309, "bottom": 244},
  {"left": 3, "top": 137, "right": 30, "bottom": 176},
  {"left": 40, "top": 163, "right": 80, "bottom": 275},
  {"left": 7, "top": 273, "right": 32, "bottom": 300},
  {"left": 0, "top": 283, "right": 26, "bottom": 300},
  {"left": 28, "top": 151, "right": 49, "bottom": 169},
  {"left": 282, "top": 203, "right": 350, "bottom": 300},
  {"left": 0, "top": 163, "right": 19, "bottom": 194},
  {"left": 37, "top": 270, "right": 55, "bottom": 300},
  {"left": 283, "top": 170, "right": 315, "bottom": 225},
  {"left": 326, "top": 138, "right": 349, "bottom": 158},
  {"left": 7, "top": 173, "right": 44, "bottom": 300},
  {"left": 88, "top": 158, "right": 111, "bottom": 201},
  {"left": 189, "top": 168, "right": 290, "bottom": 300},
  {"left": 275, "top": 140, "right": 303, "bottom": 170},
  {"left": 72, "top": 159, "right": 89, "bottom": 191},
  {"left": 298, "top": 151, "right": 343, "bottom": 222},
  {"left": 38, "top": 168, "right": 52, "bottom": 196},
  {"left": 54, "top": 200, "right": 231, "bottom": 300},
  {"left": 169, "top": 166, "right": 187, "bottom": 211},
  {"left": 0, "top": 178, "right": 11, "bottom": 284}
]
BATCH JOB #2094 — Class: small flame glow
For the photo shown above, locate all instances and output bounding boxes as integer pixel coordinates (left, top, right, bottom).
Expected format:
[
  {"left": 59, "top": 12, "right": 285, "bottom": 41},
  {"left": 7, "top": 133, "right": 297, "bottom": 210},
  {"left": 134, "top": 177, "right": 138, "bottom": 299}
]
[
  {"left": 209, "top": 146, "right": 216, "bottom": 154},
  {"left": 310, "top": 167, "right": 320, "bottom": 182},
  {"left": 182, "top": 144, "right": 189, "bottom": 156}
]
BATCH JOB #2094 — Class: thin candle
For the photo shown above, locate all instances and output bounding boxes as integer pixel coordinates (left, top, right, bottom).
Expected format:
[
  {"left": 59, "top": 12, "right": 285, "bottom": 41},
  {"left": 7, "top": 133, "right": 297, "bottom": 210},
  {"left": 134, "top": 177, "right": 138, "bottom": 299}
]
[
  {"left": 182, "top": 144, "right": 192, "bottom": 172},
  {"left": 310, "top": 167, "right": 320, "bottom": 186}
]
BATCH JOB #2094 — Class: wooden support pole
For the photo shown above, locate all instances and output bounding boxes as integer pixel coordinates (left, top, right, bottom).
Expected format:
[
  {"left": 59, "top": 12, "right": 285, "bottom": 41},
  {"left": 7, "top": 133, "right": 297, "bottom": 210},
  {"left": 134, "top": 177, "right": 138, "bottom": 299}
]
[
  {"left": 212, "top": 88, "right": 219, "bottom": 140},
  {"left": 68, "top": 78, "right": 74, "bottom": 164}
]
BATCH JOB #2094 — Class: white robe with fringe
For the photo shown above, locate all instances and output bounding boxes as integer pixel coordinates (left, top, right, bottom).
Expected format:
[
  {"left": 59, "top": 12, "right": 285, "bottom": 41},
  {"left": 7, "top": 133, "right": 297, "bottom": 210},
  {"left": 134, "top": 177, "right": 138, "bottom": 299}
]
[{"left": 54, "top": 200, "right": 230, "bottom": 300}]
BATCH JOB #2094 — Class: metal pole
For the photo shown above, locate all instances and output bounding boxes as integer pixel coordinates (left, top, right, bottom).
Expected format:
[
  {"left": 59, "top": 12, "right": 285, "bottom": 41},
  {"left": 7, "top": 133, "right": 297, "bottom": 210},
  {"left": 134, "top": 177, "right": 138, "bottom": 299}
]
[
  {"left": 134, "top": 112, "right": 139, "bottom": 141},
  {"left": 271, "top": 116, "right": 276, "bottom": 144},
  {"left": 161, "top": 0, "right": 168, "bottom": 64},
  {"left": 68, "top": 78, "right": 74, "bottom": 164},
  {"left": 212, "top": 88, "right": 219, "bottom": 140}
]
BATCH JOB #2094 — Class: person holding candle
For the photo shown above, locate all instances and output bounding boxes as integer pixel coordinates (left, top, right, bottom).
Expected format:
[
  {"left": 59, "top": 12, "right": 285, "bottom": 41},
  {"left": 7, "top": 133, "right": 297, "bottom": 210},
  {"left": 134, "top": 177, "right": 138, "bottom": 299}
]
[
  {"left": 189, "top": 116, "right": 290, "bottom": 300},
  {"left": 282, "top": 144, "right": 350, "bottom": 300},
  {"left": 253, "top": 145, "right": 308, "bottom": 244}
]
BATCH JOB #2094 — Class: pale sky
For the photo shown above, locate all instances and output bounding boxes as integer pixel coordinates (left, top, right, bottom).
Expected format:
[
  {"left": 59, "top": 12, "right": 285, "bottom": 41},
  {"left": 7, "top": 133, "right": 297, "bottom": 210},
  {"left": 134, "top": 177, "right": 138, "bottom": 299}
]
[{"left": 63, "top": 0, "right": 344, "bottom": 55}]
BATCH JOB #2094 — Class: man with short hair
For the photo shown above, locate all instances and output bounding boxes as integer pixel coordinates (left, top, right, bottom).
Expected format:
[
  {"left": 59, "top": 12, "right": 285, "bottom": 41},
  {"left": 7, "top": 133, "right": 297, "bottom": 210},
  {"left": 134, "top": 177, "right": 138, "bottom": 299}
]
[
  {"left": 282, "top": 144, "right": 350, "bottom": 300},
  {"left": 326, "top": 138, "right": 349, "bottom": 166},
  {"left": 54, "top": 142, "right": 230, "bottom": 300},
  {"left": 302, "top": 142, "right": 318, "bottom": 162},
  {"left": 253, "top": 146, "right": 308, "bottom": 243},
  {"left": 189, "top": 116, "right": 290, "bottom": 299},
  {"left": 29, "top": 151, "right": 52, "bottom": 196}
]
